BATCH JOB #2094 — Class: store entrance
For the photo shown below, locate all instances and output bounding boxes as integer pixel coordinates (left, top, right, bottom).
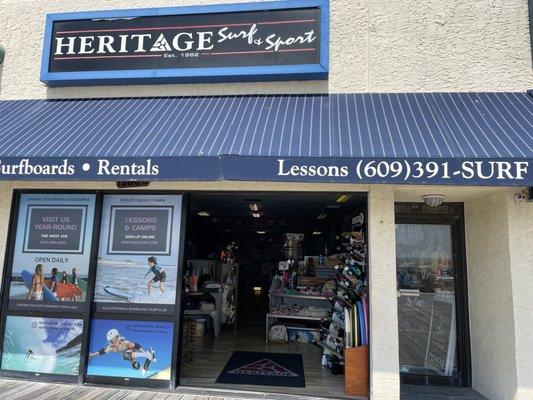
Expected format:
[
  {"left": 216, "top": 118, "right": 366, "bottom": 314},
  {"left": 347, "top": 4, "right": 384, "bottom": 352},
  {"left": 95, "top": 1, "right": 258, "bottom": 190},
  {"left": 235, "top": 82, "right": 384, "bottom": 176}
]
[
  {"left": 395, "top": 203, "right": 470, "bottom": 387},
  {"left": 179, "top": 192, "right": 369, "bottom": 398}
]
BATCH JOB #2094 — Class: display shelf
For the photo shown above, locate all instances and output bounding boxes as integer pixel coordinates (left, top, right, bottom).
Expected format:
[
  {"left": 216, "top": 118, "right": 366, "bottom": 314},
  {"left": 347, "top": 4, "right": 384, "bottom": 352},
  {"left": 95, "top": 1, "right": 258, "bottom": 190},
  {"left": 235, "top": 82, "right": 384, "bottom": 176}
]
[
  {"left": 267, "top": 313, "right": 324, "bottom": 321},
  {"left": 286, "top": 326, "right": 318, "bottom": 331},
  {"left": 266, "top": 312, "right": 325, "bottom": 343},
  {"left": 269, "top": 292, "right": 329, "bottom": 300}
]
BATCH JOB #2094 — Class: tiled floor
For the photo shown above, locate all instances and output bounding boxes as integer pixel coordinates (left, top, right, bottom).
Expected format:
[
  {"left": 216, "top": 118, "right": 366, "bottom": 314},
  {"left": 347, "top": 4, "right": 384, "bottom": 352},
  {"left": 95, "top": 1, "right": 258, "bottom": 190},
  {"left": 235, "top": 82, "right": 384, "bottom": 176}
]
[{"left": 401, "top": 385, "right": 489, "bottom": 400}]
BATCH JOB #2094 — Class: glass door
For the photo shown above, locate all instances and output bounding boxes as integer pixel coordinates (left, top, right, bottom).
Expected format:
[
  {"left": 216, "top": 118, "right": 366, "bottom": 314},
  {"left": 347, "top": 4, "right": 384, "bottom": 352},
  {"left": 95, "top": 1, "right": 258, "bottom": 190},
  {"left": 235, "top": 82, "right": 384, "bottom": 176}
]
[{"left": 395, "top": 208, "right": 469, "bottom": 387}]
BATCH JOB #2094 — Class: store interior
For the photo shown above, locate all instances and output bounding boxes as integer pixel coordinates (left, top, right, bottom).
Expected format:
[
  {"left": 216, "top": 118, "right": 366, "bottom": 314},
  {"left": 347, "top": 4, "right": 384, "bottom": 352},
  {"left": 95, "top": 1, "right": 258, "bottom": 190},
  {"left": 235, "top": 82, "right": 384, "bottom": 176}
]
[{"left": 179, "top": 192, "right": 369, "bottom": 398}]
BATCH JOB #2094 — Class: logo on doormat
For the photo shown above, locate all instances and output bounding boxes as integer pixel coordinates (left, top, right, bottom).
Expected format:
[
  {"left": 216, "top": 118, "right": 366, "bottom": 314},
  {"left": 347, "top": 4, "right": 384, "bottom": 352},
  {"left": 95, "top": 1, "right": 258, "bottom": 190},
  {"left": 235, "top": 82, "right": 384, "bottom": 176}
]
[{"left": 228, "top": 358, "right": 298, "bottom": 377}]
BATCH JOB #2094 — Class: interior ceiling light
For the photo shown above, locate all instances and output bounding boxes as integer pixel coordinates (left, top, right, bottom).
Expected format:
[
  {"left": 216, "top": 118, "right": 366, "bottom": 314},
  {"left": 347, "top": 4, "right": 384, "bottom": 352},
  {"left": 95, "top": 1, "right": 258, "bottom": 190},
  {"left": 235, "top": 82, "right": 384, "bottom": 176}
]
[
  {"left": 252, "top": 212, "right": 261, "bottom": 218},
  {"left": 336, "top": 194, "right": 351, "bottom": 203},
  {"left": 317, "top": 213, "right": 327, "bottom": 220},
  {"left": 422, "top": 194, "right": 445, "bottom": 207},
  {"left": 197, "top": 211, "right": 210, "bottom": 217},
  {"left": 312, "top": 231, "right": 322, "bottom": 235},
  {"left": 257, "top": 230, "right": 266, "bottom": 234}
]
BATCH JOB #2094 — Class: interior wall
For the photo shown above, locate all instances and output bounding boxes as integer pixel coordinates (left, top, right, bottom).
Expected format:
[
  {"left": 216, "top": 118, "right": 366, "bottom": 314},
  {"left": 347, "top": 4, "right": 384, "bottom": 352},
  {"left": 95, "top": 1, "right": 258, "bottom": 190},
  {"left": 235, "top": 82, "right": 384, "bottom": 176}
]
[{"left": 464, "top": 192, "right": 519, "bottom": 400}]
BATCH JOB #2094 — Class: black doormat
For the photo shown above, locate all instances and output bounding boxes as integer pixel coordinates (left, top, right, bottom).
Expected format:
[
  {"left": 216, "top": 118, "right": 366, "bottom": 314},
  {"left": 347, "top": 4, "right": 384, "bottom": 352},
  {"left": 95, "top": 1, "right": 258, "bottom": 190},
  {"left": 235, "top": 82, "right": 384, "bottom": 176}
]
[{"left": 216, "top": 351, "right": 305, "bottom": 387}]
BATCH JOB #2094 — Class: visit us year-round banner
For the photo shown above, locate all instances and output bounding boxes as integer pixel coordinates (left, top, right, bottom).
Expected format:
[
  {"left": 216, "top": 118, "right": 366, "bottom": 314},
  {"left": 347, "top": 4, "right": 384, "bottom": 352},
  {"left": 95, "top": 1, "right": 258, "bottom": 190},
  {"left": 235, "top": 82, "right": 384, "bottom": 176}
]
[
  {"left": 93, "top": 194, "right": 183, "bottom": 315},
  {"left": 8, "top": 193, "right": 96, "bottom": 313}
]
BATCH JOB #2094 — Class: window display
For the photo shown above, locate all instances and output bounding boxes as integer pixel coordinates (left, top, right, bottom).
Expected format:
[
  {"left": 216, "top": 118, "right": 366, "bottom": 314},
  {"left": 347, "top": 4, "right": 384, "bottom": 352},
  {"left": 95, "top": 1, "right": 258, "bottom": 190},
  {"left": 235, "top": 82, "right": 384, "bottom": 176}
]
[
  {"left": 86, "top": 319, "right": 173, "bottom": 381},
  {"left": 8, "top": 193, "right": 96, "bottom": 312},
  {"left": 1, "top": 316, "right": 83, "bottom": 377},
  {"left": 93, "top": 194, "right": 183, "bottom": 315}
]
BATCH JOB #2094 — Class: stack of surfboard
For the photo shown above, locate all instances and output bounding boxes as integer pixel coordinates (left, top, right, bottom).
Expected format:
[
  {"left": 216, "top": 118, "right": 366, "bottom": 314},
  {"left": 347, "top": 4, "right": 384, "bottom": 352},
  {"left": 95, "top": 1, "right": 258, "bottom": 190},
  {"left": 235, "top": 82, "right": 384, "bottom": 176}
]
[{"left": 319, "top": 210, "right": 368, "bottom": 373}]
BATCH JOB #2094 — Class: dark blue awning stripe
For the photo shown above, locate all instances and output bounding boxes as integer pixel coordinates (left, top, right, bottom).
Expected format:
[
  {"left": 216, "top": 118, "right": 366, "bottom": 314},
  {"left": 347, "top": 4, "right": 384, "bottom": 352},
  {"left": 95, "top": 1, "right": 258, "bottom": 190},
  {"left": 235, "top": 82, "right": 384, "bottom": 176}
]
[{"left": 0, "top": 93, "right": 531, "bottom": 160}]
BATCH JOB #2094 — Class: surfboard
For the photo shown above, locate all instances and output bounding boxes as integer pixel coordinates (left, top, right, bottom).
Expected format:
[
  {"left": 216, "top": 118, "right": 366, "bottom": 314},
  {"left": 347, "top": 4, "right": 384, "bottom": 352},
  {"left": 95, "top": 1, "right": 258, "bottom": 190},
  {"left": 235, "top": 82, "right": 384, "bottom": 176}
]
[
  {"left": 104, "top": 285, "right": 133, "bottom": 301},
  {"left": 353, "top": 304, "right": 358, "bottom": 347},
  {"left": 344, "top": 307, "right": 351, "bottom": 348},
  {"left": 55, "top": 272, "right": 87, "bottom": 292},
  {"left": 357, "top": 301, "right": 365, "bottom": 346},
  {"left": 21, "top": 270, "right": 57, "bottom": 302},
  {"left": 362, "top": 296, "right": 369, "bottom": 345},
  {"left": 44, "top": 279, "right": 83, "bottom": 300}
]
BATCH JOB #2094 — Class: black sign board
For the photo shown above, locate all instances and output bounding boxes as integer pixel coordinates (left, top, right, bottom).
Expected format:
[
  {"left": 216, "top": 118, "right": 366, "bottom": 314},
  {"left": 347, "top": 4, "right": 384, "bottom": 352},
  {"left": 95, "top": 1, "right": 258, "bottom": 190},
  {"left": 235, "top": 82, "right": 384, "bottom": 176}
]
[
  {"left": 108, "top": 206, "right": 173, "bottom": 255},
  {"left": 41, "top": 2, "right": 329, "bottom": 86},
  {"left": 24, "top": 206, "right": 86, "bottom": 253}
]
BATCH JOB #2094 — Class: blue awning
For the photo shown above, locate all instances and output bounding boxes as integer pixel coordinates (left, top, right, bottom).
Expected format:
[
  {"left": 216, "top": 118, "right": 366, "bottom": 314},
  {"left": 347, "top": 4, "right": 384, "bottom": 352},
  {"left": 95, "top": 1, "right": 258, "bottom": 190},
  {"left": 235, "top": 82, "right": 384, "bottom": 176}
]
[{"left": 0, "top": 92, "right": 531, "bottom": 185}]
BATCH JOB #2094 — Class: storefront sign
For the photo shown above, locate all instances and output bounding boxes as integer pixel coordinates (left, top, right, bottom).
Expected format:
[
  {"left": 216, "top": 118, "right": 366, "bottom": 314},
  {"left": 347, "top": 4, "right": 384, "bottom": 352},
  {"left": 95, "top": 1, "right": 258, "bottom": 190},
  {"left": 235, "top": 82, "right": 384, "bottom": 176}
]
[
  {"left": 0, "top": 156, "right": 530, "bottom": 186},
  {"left": 40, "top": 0, "right": 329, "bottom": 86},
  {"left": 223, "top": 156, "right": 533, "bottom": 186}
]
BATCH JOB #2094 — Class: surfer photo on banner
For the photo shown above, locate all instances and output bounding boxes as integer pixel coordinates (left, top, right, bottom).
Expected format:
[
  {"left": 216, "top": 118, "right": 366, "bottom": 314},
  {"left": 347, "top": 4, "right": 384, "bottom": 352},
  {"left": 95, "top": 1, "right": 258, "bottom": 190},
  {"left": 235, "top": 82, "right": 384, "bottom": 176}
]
[
  {"left": 89, "top": 329, "right": 156, "bottom": 373},
  {"left": 72, "top": 268, "right": 79, "bottom": 286},
  {"left": 144, "top": 256, "right": 166, "bottom": 295},
  {"left": 26, "top": 264, "right": 44, "bottom": 300},
  {"left": 49, "top": 267, "right": 59, "bottom": 296}
]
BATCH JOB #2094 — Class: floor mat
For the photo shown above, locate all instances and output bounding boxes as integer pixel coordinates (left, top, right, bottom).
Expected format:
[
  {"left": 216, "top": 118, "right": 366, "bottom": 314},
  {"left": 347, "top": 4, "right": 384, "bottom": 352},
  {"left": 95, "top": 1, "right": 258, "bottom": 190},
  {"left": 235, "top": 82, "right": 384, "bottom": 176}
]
[{"left": 216, "top": 351, "right": 305, "bottom": 387}]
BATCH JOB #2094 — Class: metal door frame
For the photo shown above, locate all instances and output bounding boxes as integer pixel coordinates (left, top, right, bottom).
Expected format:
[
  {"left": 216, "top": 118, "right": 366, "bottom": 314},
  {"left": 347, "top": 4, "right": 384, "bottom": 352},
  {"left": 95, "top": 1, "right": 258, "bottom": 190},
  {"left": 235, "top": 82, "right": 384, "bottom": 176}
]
[{"left": 395, "top": 202, "right": 471, "bottom": 387}]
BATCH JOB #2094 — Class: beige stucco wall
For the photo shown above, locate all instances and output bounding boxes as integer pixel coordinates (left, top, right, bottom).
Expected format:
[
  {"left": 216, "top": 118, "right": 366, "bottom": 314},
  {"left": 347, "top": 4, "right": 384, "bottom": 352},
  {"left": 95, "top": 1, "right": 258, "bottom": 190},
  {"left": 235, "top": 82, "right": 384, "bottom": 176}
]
[
  {"left": 507, "top": 194, "right": 533, "bottom": 400},
  {"left": 367, "top": 187, "right": 399, "bottom": 400},
  {"left": 464, "top": 190, "right": 533, "bottom": 400},
  {"left": 465, "top": 192, "right": 518, "bottom": 400},
  {"left": 0, "top": 0, "right": 531, "bottom": 100}
]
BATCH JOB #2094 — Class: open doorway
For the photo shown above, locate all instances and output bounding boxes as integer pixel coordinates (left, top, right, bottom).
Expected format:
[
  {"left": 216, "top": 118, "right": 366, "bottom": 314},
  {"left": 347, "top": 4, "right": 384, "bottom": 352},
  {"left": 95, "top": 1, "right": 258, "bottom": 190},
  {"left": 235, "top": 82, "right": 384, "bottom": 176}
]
[{"left": 179, "top": 192, "right": 369, "bottom": 399}]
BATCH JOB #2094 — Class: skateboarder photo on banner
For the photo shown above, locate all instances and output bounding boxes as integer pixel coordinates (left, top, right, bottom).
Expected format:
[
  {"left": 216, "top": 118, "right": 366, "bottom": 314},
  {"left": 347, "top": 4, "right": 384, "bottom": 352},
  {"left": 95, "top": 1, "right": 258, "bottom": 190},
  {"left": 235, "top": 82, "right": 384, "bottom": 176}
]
[
  {"left": 89, "top": 329, "right": 156, "bottom": 373},
  {"left": 144, "top": 256, "right": 166, "bottom": 295}
]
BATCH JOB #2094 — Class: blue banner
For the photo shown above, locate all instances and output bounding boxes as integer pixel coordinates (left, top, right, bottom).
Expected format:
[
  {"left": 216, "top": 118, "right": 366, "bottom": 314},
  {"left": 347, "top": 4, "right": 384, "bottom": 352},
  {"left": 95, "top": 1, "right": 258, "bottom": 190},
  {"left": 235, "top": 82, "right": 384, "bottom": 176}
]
[{"left": 0, "top": 156, "right": 530, "bottom": 186}]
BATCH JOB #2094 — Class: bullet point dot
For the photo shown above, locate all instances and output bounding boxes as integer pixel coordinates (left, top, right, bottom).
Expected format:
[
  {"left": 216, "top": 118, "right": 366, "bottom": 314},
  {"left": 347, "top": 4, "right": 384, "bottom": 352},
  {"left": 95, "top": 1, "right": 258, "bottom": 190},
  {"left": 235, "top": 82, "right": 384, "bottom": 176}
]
[{"left": 82, "top": 163, "right": 90, "bottom": 171}]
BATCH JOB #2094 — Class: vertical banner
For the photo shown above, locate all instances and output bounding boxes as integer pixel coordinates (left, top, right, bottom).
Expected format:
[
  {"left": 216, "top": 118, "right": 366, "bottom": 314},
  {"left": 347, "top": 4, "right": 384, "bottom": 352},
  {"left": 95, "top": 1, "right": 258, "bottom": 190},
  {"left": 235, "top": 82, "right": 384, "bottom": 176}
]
[
  {"left": 1, "top": 316, "right": 83, "bottom": 377},
  {"left": 8, "top": 193, "right": 96, "bottom": 313},
  {"left": 93, "top": 194, "right": 182, "bottom": 315}
]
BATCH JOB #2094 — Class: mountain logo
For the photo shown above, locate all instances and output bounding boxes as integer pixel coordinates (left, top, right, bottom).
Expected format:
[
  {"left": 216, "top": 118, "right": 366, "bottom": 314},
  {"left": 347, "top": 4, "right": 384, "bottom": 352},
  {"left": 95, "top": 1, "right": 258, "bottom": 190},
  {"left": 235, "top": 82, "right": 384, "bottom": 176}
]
[{"left": 227, "top": 358, "right": 298, "bottom": 377}]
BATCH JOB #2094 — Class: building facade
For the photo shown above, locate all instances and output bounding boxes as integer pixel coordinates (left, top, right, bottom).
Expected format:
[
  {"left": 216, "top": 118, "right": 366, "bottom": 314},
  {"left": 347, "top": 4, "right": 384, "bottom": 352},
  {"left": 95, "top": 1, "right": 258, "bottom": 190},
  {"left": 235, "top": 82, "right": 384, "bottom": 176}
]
[{"left": 0, "top": 1, "right": 532, "bottom": 400}]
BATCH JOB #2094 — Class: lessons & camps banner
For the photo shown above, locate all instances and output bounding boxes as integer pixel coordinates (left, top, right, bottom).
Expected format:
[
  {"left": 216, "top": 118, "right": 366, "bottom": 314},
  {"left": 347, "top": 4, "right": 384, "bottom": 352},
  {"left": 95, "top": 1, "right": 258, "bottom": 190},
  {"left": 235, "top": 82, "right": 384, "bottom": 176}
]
[{"left": 93, "top": 194, "right": 183, "bottom": 315}]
